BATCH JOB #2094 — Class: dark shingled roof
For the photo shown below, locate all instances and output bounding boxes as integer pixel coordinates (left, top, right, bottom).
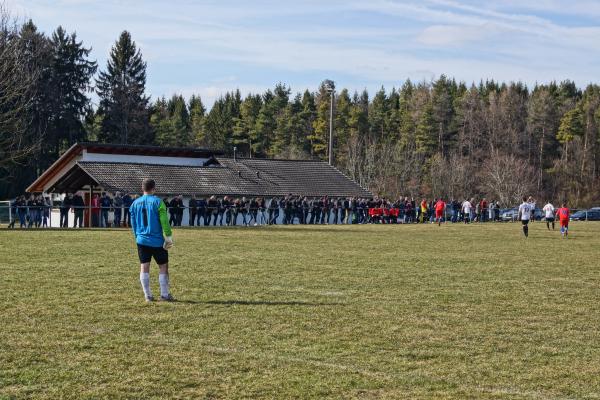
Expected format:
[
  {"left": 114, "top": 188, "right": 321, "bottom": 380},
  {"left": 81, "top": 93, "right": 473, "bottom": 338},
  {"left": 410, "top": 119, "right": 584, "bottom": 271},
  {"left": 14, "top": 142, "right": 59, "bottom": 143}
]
[{"left": 71, "top": 158, "right": 372, "bottom": 197}]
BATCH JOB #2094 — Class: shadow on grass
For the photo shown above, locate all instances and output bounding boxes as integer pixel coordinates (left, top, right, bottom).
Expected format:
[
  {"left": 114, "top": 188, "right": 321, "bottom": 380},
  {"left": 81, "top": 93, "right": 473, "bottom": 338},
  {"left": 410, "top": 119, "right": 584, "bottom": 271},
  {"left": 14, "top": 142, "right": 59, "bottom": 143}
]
[{"left": 175, "top": 299, "right": 343, "bottom": 306}]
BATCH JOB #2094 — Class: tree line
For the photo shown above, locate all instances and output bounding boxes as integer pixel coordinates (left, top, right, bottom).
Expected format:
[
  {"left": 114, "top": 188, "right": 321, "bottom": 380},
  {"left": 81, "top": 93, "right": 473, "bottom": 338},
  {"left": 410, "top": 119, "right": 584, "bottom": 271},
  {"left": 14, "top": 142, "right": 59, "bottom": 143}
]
[{"left": 1, "top": 10, "right": 599, "bottom": 206}]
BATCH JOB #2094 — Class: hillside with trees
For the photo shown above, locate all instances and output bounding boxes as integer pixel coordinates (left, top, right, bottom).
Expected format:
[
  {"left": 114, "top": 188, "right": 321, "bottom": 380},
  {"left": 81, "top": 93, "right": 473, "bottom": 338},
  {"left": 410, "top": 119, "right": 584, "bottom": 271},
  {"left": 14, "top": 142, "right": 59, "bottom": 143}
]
[{"left": 1, "top": 11, "right": 599, "bottom": 206}]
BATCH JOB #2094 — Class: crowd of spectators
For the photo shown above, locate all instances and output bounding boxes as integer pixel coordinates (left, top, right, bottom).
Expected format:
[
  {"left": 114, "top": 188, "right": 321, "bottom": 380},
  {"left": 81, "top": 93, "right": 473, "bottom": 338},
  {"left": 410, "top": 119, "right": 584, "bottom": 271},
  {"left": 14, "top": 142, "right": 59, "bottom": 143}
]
[{"left": 6, "top": 192, "right": 507, "bottom": 228}]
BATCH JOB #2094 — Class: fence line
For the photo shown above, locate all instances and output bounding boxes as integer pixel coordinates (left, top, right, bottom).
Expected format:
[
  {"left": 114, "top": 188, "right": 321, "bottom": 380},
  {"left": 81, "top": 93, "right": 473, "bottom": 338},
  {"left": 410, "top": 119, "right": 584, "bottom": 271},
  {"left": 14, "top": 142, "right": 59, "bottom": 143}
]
[{"left": 0, "top": 204, "right": 594, "bottom": 228}]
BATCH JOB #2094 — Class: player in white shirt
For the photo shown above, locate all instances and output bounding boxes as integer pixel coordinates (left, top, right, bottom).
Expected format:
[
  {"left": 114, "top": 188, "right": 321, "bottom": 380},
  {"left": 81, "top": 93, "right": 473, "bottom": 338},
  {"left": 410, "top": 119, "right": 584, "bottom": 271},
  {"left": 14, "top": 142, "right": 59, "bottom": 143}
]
[
  {"left": 518, "top": 196, "right": 532, "bottom": 238},
  {"left": 461, "top": 199, "right": 472, "bottom": 224},
  {"left": 543, "top": 201, "right": 555, "bottom": 230}
]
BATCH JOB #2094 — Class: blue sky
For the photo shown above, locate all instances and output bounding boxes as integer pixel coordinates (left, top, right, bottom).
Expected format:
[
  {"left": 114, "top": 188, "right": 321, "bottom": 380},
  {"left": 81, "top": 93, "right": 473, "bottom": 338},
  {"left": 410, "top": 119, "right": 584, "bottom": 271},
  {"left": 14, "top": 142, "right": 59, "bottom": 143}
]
[{"left": 8, "top": 0, "right": 600, "bottom": 107}]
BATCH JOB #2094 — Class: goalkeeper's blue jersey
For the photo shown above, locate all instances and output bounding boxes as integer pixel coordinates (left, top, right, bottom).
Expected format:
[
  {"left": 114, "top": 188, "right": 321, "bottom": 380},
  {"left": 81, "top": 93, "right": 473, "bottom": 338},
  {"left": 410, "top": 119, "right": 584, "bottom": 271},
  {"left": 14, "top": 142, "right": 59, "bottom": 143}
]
[{"left": 130, "top": 194, "right": 171, "bottom": 248}]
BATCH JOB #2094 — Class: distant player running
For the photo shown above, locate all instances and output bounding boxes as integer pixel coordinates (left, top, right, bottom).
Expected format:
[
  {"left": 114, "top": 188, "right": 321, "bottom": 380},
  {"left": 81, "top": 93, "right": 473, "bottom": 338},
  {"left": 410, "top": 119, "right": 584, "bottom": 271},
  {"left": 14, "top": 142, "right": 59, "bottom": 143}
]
[
  {"left": 543, "top": 201, "right": 555, "bottom": 230},
  {"left": 518, "top": 196, "right": 532, "bottom": 238},
  {"left": 434, "top": 198, "right": 446, "bottom": 226},
  {"left": 130, "top": 178, "right": 175, "bottom": 302},
  {"left": 556, "top": 202, "right": 570, "bottom": 239}
]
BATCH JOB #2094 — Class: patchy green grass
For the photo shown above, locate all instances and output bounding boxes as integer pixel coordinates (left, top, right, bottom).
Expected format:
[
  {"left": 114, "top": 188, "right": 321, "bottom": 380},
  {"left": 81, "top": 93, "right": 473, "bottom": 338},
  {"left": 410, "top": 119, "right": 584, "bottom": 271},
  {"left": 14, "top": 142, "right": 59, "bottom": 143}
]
[{"left": 1, "top": 222, "right": 600, "bottom": 399}]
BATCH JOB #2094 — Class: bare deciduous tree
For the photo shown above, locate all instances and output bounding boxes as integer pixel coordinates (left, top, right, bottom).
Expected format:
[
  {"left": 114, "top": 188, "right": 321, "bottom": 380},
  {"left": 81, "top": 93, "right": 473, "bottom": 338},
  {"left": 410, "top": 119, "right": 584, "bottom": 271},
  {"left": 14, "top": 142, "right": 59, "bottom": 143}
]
[
  {"left": 481, "top": 152, "right": 535, "bottom": 206},
  {"left": 0, "top": 4, "right": 40, "bottom": 172}
]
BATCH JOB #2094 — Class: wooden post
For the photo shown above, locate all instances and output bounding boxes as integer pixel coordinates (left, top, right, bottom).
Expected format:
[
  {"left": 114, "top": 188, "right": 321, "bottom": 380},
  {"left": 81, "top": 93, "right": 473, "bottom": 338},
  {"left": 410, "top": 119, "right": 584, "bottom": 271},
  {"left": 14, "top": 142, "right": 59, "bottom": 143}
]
[{"left": 88, "top": 186, "right": 93, "bottom": 228}]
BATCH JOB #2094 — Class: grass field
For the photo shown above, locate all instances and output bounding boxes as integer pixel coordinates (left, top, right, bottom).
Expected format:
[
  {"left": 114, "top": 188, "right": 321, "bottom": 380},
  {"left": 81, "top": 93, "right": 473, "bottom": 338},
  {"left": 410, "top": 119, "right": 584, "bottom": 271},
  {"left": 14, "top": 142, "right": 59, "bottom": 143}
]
[{"left": 1, "top": 222, "right": 600, "bottom": 399}]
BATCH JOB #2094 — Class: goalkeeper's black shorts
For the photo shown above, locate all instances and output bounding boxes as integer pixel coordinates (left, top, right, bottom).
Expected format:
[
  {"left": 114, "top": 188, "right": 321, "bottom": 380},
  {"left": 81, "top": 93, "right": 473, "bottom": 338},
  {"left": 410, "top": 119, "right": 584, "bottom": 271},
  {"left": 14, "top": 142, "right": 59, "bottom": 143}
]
[{"left": 137, "top": 244, "right": 168, "bottom": 265}]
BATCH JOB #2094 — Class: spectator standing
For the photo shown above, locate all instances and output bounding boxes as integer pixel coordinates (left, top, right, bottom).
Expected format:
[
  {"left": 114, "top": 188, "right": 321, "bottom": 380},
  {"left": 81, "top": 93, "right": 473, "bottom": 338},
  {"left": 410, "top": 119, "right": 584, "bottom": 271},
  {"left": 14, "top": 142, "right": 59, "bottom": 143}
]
[
  {"left": 91, "top": 194, "right": 100, "bottom": 227},
  {"left": 176, "top": 195, "right": 184, "bottom": 226},
  {"left": 42, "top": 196, "right": 51, "bottom": 227},
  {"left": 168, "top": 197, "right": 178, "bottom": 226},
  {"left": 480, "top": 198, "right": 488, "bottom": 222},
  {"left": 268, "top": 197, "right": 279, "bottom": 225},
  {"left": 249, "top": 197, "right": 259, "bottom": 226},
  {"left": 188, "top": 195, "right": 198, "bottom": 226},
  {"left": 113, "top": 192, "right": 123, "bottom": 227},
  {"left": 26, "top": 195, "right": 35, "bottom": 228},
  {"left": 100, "top": 192, "right": 112, "bottom": 227},
  {"left": 72, "top": 192, "right": 85, "bottom": 228},
  {"left": 324, "top": 196, "right": 332, "bottom": 224},
  {"left": 207, "top": 195, "right": 219, "bottom": 226},
  {"left": 60, "top": 193, "right": 72, "bottom": 228},
  {"left": 122, "top": 193, "right": 133, "bottom": 227},
  {"left": 15, "top": 195, "right": 27, "bottom": 228},
  {"left": 197, "top": 197, "right": 207, "bottom": 226}
]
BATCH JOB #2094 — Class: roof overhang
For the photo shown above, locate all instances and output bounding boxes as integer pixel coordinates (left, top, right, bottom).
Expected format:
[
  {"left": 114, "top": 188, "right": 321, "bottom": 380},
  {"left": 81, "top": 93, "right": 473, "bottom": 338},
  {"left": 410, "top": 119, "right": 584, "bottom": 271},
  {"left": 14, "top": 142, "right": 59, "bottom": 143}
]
[
  {"left": 45, "top": 163, "right": 99, "bottom": 193},
  {"left": 27, "top": 142, "right": 224, "bottom": 193}
]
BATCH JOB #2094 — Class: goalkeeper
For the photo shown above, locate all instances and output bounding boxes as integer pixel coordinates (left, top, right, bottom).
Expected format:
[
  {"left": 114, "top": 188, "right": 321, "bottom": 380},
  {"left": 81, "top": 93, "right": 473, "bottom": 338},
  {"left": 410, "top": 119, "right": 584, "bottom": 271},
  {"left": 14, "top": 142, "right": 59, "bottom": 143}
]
[{"left": 130, "top": 178, "right": 175, "bottom": 302}]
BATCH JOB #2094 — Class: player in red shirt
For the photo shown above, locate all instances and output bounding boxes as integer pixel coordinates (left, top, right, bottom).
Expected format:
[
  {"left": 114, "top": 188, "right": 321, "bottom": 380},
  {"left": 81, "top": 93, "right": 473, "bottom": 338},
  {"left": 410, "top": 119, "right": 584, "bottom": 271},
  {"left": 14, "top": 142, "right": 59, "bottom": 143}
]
[
  {"left": 555, "top": 202, "right": 570, "bottom": 238},
  {"left": 434, "top": 198, "right": 446, "bottom": 226}
]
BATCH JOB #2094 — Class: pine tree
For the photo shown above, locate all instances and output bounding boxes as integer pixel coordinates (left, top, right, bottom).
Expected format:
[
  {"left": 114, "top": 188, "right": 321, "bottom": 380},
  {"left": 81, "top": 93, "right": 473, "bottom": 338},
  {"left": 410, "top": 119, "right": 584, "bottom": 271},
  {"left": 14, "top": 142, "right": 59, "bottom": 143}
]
[
  {"left": 268, "top": 83, "right": 291, "bottom": 157},
  {"left": 413, "top": 83, "right": 438, "bottom": 156},
  {"left": 369, "top": 86, "right": 388, "bottom": 140},
  {"left": 415, "top": 100, "right": 436, "bottom": 155},
  {"left": 557, "top": 105, "right": 584, "bottom": 166},
  {"left": 189, "top": 95, "right": 206, "bottom": 146},
  {"left": 334, "top": 88, "right": 351, "bottom": 162},
  {"left": 168, "top": 94, "right": 191, "bottom": 146},
  {"left": 96, "top": 31, "right": 150, "bottom": 144},
  {"left": 398, "top": 80, "right": 415, "bottom": 151},
  {"left": 150, "top": 97, "right": 171, "bottom": 146},
  {"left": 310, "top": 81, "right": 334, "bottom": 159},
  {"left": 299, "top": 90, "right": 316, "bottom": 155},
  {"left": 48, "top": 26, "right": 97, "bottom": 150},
  {"left": 232, "top": 94, "right": 262, "bottom": 156},
  {"left": 431, "top": 75, "right": 455, "bottom": 154},
  {"left": 204, "top": 96, "right": 230, "bottom": 150},
  {"left": 253, "top": 90, "right": 277, "bottom": 157}
]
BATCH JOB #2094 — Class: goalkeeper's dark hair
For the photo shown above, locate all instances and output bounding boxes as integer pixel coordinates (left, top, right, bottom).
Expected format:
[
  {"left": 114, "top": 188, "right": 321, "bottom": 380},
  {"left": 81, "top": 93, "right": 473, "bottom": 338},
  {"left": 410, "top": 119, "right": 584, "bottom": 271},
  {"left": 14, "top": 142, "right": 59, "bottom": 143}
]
[{"left": 142, "top": 178, "right": 156, "bottom": 193}]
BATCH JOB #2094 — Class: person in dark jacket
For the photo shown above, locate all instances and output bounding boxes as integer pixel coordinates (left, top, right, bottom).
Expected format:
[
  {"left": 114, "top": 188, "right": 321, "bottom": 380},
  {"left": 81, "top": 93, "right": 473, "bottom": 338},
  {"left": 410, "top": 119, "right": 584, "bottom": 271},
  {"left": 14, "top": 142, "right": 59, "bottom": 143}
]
[
  {"left": 320, "top": 196, "right": 329, "bottom": 224},
  {"left": 176, "top": 195, "right": 184, "bottom": 226},
  {"left": 60, "top": 193, "right": 72, "bottom": 228},
  {"left": 113, "top": 192, "right": 123, "bottom": 227},
  {"left": 207, "top": 196, "right": 219, "bottom": 226},
  {"left": 168, "top": 197, "right": 178, "bottom": 226},
  {"left": 309, "top": 198, "right": 319, "bottom": 224},
  {"left": 100, "top": 192, "right": 112, "bottom": 227},
  {"left": 71, "top": 192, "right": 84, "bottom": 228},
  {"left": 268, "top": 197, "right": 279, "bottom": 225},
  {"left": 197, "top": 197, "right": 207, "bottom": 226},
  {"left": 301, "top": 197, "right": 309, "bottom": 224},
  {"left": 188, "top": 195, "right": 198, "bottom": 226},
  {"left": 122, "top": 193, "right": 133, "bottom": 227}
]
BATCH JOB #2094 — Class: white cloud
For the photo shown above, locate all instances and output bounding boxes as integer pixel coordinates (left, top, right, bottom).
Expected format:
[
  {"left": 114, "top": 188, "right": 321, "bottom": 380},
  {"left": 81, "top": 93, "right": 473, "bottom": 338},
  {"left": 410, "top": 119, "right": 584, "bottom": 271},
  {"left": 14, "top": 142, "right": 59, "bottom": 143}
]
[
  {"left": 417, "top": 24, "right": 493, "bottom": 46},
  {"left": 5, "top": 0, "right": 600, "bottom": 107}
]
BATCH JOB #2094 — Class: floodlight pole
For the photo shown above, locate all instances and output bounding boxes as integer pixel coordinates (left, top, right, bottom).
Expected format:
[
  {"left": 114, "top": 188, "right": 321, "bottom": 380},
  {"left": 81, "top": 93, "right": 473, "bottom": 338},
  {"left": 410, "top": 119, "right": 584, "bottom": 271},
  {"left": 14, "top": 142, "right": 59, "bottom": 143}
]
[{"left": 327, "top": 84, "right": 335, "bottom": 166}]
